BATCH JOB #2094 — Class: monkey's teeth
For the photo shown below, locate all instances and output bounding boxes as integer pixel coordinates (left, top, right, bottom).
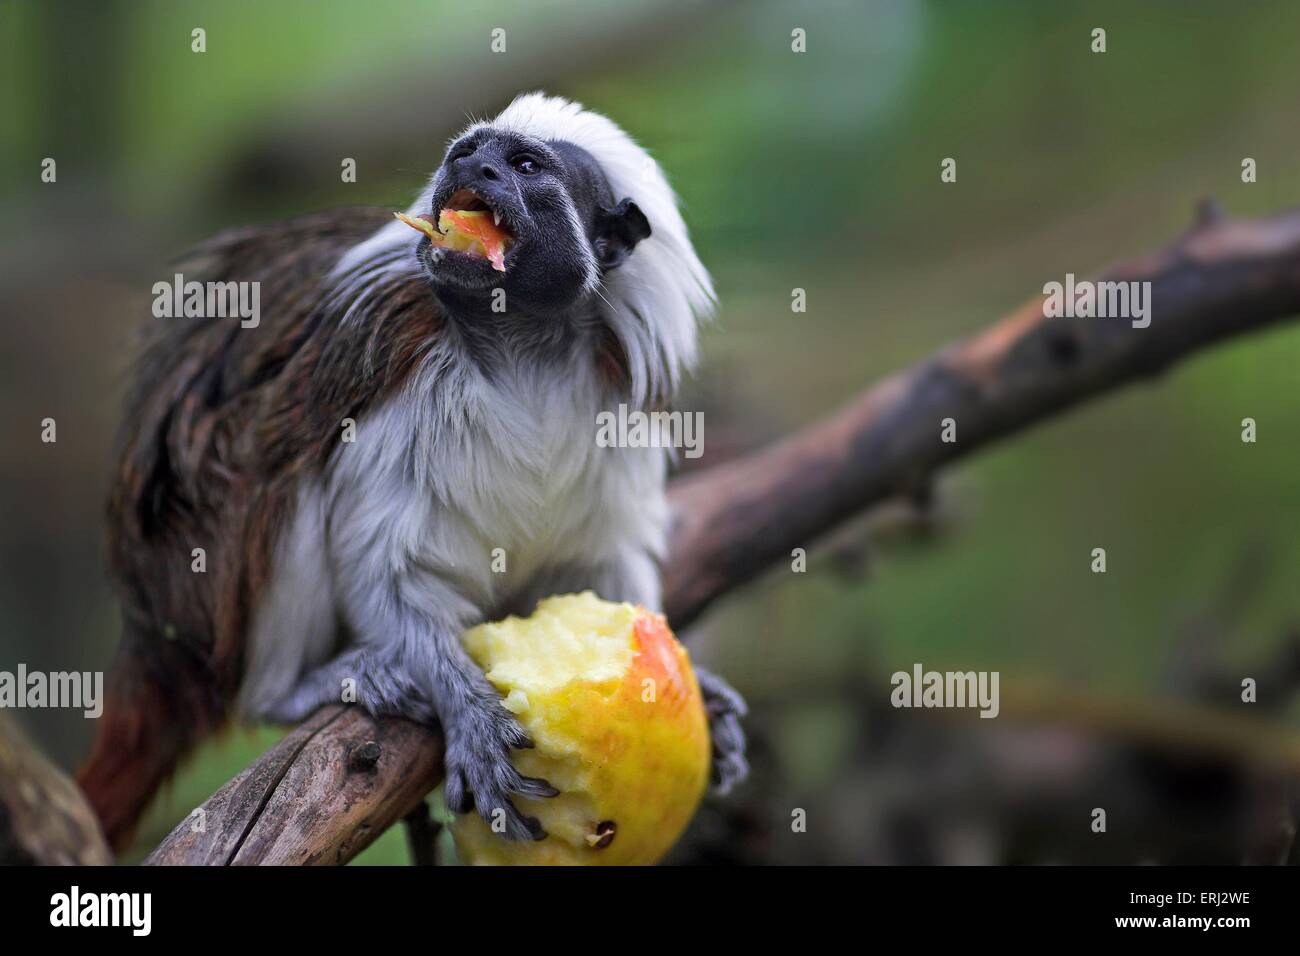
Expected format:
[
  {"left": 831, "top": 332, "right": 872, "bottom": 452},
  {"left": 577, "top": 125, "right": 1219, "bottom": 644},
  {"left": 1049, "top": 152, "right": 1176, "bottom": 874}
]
[{"left": 493, "top": 210, "right": 502, "bottom": 227}]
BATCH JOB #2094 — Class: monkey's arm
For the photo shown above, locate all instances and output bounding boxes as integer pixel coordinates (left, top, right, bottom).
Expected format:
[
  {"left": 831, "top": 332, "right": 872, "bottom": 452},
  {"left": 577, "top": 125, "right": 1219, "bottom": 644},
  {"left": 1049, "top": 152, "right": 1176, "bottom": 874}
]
[{"left": 262, "top": 550, "right": 558, "bottom": 841}]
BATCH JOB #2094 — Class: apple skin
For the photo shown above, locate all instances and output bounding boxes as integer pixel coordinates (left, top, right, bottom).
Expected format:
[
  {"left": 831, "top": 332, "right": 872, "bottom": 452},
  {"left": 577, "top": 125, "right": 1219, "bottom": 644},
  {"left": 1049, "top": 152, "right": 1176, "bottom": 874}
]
[{"left": 451, "top": 595, "right": 711, "bottom": 866}]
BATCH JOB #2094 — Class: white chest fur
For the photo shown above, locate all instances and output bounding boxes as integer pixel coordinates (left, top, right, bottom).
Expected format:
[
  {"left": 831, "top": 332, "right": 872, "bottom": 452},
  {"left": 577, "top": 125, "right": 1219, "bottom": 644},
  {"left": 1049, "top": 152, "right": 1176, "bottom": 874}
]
[
  {"left": 239, "top": 355, "right": 669, "bottom": 717},
  {"left": 340, "top": 357, "right": 664, "bottom": 575}
]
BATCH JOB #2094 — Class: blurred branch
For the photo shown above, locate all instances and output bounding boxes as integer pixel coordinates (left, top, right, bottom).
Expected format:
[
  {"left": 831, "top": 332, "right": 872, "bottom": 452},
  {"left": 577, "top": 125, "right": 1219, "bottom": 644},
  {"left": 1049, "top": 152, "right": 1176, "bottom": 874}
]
[
  {"left": 0, "top": 714, "right": 112, "bottom": 865},
  {"left": 995, "top": 681, "right": 1300, "bottom": 769},
  {"left": 151, "top": 202, "right": 1300, "bottom": 865},
  {"left": 665, "top": 202, "right": 1300, "bottom": 626}
]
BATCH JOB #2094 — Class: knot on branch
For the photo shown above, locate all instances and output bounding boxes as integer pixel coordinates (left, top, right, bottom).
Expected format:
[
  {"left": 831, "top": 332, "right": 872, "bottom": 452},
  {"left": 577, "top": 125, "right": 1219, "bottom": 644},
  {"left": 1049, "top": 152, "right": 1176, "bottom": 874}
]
[{"left": 347, "top": 740, "right": 382, "bottom": 773}]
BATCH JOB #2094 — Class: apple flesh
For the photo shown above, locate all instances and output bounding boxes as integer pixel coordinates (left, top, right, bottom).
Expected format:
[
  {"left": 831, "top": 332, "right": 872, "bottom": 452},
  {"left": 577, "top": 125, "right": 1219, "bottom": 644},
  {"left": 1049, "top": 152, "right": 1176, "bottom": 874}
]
[
  {"left": 394, "top": 209, "right": 511, "bottom": 272},
  {"left": 451, "top": 592, "right": 711, "bottom": 865}
]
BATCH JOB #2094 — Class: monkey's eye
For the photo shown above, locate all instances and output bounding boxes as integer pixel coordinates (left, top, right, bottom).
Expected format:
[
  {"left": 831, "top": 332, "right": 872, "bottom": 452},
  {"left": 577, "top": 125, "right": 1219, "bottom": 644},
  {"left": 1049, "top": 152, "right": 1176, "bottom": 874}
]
[{"left": 510, "top": 154, "right": 542, "bottom": 175}]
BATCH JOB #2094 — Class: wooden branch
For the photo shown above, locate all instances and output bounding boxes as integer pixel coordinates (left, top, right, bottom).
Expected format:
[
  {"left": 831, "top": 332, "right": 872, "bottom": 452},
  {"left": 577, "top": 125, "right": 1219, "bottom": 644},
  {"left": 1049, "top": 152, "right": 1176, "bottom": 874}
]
[
  {"left": 146, "top": 706, "right": 441, "bottom": 865},
  {"left": 149, "top": 203, "right": 1300, "bottom": 865},
  {"left": 665, "top": 203, "right": 1300, "bottom": 626},
  {"left": 0, "top": 714, "right": 112, "bottom": 865}
]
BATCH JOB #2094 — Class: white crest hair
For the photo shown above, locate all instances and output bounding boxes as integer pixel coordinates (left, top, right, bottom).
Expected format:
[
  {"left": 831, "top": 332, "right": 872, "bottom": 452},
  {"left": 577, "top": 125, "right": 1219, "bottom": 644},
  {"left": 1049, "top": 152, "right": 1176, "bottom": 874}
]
[{"left": 332, "top": 91, "right": 714, "bottom": 407}]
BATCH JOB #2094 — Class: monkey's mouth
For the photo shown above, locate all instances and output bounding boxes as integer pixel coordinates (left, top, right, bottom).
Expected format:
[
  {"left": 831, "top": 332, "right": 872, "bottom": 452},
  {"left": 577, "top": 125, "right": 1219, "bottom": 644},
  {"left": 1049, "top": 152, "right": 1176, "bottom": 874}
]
[
  {"left": 435, "top": 189, "right": 516, "bottom": 273},
  {"left": 442, "top": 189, "right": 516, "bottom": 239},
  {"left": 398, "top": 188, "right": 517, "bottom": 276}
]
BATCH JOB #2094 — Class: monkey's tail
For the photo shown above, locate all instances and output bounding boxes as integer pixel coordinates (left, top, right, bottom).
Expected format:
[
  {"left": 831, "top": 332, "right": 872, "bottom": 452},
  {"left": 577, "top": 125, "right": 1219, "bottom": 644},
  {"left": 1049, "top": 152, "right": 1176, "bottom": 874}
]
[{"left": 77, "top": 640, "right": 226, "bottom": 853}]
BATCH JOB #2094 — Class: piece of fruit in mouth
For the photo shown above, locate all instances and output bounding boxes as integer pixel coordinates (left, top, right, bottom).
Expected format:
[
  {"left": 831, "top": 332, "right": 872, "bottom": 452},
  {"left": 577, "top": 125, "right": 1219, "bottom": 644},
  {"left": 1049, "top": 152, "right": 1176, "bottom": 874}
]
[
  {"left": 394, "top": 205, "right": 512, "bottom": 273},
  {"left": 451, "top": 591, "right": 711, "bottom": 866}
]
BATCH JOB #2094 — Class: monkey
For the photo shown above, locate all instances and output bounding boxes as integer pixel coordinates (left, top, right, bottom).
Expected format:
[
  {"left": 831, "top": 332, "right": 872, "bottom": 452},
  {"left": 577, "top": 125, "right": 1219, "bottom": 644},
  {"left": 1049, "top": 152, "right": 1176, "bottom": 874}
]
[{"left": 78, "top": 92, "right": 748, "bottom": 851}]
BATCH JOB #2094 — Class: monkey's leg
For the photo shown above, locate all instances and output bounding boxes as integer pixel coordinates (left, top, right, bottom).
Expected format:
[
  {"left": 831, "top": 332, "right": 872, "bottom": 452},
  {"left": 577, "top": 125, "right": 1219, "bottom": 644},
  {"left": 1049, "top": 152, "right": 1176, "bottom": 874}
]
[{"left": 264, "top": 609, "right": 556, "bottom": 841}]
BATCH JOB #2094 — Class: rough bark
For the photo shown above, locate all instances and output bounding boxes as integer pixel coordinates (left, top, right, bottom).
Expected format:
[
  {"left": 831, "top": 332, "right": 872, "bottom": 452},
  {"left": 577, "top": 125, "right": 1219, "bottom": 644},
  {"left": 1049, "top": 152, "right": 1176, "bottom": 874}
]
[{"left": 145, "top": 706, "right": 442, "bottom": 865}]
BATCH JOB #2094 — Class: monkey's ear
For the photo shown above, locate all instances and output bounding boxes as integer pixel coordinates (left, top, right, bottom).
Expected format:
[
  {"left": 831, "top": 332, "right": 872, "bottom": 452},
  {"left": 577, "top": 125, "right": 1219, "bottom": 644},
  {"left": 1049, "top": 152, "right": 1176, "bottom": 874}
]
[{"left": 594, "top": 198, "right": 651, "bottom": 271}]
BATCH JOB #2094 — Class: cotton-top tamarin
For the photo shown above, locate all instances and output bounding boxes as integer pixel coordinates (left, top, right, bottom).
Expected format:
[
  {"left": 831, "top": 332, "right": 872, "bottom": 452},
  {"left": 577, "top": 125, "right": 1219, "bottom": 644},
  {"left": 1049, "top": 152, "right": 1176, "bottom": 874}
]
[{"left": 79, "top": 93, "right": 747, "bottom": 850}]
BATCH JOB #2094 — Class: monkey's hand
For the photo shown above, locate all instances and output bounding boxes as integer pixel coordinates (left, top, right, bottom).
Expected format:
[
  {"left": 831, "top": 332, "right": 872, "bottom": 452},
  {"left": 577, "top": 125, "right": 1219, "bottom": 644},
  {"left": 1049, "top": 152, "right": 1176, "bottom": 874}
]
[
  {"left": 441, "top": 690, "right": 559, "bottom": 842},
  {"left": 265, "top": 648, "right": 556, "bottom": 841},
  {"left": 694, "top": 666, "right": 749, "bottom": 795}
]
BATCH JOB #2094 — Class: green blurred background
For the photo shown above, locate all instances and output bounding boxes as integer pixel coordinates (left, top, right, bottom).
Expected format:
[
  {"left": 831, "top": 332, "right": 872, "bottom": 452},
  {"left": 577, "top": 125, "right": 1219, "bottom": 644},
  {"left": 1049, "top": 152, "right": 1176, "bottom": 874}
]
[{"left": 2, "top": 0, "right": 1298, "bottom": 864}]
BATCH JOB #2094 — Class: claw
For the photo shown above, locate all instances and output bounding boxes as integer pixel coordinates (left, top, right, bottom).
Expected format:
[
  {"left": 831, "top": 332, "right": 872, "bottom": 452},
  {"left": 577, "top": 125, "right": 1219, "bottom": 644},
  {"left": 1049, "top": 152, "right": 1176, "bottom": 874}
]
[
  {"left": 442, "top": 695, "right": 559, "bottom": 842},
  {"left": 514, "top": 775, "right": 560, "bottom": 799},
  {"left": 475, "top": 796, "right": 547, "bottom": 842}
]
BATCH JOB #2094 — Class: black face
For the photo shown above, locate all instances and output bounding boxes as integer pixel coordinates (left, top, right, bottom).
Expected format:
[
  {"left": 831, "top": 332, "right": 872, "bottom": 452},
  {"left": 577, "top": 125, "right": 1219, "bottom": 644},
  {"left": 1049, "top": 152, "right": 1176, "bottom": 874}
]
[{"left": 417, "top": 130, "right": 650, "bottom": 315}]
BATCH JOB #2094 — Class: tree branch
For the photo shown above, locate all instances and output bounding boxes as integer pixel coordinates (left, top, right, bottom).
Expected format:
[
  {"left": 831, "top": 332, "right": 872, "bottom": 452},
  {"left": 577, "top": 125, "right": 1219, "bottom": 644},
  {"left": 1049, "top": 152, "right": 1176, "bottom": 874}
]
[
  {"left": 146, "top": 705, "right": 442, "bottom": 864},
  {"left": 146, "top": 203, "right": 1300, "bottom": 865},
  {"left": 0, "top": 714, "right": 112, "bottom": 865},
  {"left": 665, "top": 204, "right": 1300, "bottom": 626}
]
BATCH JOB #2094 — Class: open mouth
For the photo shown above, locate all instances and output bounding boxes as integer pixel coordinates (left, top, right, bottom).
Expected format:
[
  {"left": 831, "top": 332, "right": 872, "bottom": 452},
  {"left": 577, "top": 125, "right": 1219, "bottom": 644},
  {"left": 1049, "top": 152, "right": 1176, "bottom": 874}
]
[
  {"left": 395, "top": 188, "right": 516, "bottom": 273},
  {"left": 443, "top": 189, "right": 510, "bottom": 229}
]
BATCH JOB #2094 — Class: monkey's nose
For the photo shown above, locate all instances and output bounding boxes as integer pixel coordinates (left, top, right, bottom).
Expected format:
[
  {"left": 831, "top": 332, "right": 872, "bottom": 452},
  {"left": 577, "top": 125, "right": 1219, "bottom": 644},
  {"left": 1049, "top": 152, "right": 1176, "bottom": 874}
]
[{"left": 480, "top": 163, "right": 501, "bottom": 182}]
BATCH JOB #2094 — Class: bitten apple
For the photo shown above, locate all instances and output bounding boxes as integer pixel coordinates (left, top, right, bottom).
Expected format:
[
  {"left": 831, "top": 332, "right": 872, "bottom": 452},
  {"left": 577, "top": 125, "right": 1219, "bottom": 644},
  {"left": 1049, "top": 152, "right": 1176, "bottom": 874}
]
[
  {"left": 451, "top": 592, "right": 710, "bottom": 865},
  {"left": 394, "top": 208, "right": 511, "bottom": 271}
]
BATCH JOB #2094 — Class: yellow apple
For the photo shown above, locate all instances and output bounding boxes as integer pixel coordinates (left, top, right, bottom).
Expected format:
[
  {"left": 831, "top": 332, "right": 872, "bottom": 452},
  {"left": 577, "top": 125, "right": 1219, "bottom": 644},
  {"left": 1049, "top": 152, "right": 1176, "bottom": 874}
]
[{"left": 451, "top": 592, "right": 710, "bottom": 865}]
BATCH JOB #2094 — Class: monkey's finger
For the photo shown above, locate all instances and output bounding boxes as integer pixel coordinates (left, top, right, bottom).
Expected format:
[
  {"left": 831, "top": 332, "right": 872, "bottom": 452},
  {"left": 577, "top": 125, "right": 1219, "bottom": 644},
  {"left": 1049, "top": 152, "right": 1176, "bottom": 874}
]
[
  {"left": 696, "top": 667, "right": 748, "bottom": 718},
  {"left": 443, "top": 769, "right": 473, "bottom": 815},
  {"left": 494, "top": 757, "right": 557, "bottom": 799},
  {"left": 708, "top": 711, "right": 749, "bottom": 795},
  {"left": 511, "top": 774, "right": 560, "bottom": 800},
  {"left": 488, "top": 709, "right": 535, "bottom": 750},
  {"left": 474, "top": 791, "right": 546, "bottom": 841},
  {"left": 710, "top": 712, "right": 746, "bottom": 758},
  {"left": 711, "top": 750, "right": 750, "bottom": 796},
  {"left": 519, "top": 813, "right": 546, "bottom": 841},
  {"left": 505, "top": 725, "right": 535, "bottom": 750}
]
